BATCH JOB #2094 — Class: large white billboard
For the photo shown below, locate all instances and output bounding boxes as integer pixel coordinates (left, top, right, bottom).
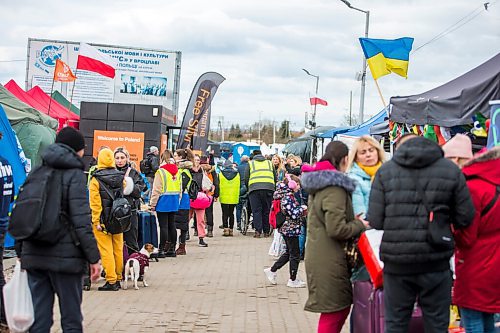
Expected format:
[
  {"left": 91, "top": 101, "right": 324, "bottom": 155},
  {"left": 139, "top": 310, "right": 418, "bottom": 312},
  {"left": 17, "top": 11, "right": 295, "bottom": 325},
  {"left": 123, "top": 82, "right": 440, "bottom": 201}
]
[{"left": 26, "top": 38, "right": 181, "bottom": 119}]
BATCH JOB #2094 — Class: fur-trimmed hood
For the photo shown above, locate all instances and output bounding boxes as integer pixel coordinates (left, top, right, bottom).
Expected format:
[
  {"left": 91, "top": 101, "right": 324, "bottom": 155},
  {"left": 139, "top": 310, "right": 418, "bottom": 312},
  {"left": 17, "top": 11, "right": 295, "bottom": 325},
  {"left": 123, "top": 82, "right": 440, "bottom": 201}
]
[
  {"left": 301, "top": 169, "right": 356, "bottom": 194},
  {"left": 463, "top": 146, "right": 500, "bottom": 184},
  {"left": 177, "top": 160, "right": 193, "bottom": 170}
]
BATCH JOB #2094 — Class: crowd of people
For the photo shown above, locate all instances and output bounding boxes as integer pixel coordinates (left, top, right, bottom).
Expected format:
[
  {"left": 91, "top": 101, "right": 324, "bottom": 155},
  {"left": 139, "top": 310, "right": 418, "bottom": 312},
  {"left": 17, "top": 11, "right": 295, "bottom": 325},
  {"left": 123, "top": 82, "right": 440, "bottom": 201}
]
[{"left": 1, "top": 126, "right": 498, "bottom": 332}]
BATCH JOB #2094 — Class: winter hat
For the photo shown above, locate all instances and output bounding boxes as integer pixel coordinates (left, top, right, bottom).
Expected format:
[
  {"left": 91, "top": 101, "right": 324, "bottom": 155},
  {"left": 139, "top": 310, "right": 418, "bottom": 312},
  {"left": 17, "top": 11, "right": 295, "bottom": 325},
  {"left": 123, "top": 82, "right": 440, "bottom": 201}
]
[
  {"left": 223, "top": 159, "right": 233, "bottom": 168},
  {"left": 442, "top": 134, "right": 473, "bottom": 160},
  {"left": 56, "top": 127, "right": 85, "bottom": 152}
]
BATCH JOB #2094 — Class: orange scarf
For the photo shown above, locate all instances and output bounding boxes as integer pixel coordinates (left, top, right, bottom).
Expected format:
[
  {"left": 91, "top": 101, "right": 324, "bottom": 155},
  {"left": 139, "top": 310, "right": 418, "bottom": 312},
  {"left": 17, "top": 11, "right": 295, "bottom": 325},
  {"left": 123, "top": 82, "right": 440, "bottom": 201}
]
[{"left": 358, "top": 162, "right": 382, "bottom": 181}]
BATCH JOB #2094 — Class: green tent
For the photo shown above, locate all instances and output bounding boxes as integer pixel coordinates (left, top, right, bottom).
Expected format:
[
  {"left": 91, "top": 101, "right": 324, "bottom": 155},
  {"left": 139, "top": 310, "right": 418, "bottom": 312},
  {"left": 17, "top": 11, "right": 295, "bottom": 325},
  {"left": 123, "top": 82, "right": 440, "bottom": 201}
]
[
  {"left": 51, "top": 90, "right": 80, "bottom": 116},
  {"left": 0, "top": 84, "right": 57, "bottom": 167}
]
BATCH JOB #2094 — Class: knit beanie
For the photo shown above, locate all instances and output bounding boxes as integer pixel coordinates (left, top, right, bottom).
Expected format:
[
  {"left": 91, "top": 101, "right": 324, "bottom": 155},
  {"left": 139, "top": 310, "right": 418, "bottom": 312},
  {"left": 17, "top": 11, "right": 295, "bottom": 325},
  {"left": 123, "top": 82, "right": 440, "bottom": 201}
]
[
  {"left": 442, "top": 134, "right": 473, "bottom": 160},
  {"left": 55, "top": 127, "right": 85, "bottom": 152}
]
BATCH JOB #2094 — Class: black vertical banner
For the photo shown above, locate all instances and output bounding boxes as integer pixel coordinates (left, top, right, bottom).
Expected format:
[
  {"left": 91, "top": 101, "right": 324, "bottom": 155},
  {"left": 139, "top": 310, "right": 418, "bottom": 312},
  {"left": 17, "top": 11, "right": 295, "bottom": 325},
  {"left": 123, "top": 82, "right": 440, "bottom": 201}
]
[{"left": 177, "top": 72, "right": 225, "bottom": 154}]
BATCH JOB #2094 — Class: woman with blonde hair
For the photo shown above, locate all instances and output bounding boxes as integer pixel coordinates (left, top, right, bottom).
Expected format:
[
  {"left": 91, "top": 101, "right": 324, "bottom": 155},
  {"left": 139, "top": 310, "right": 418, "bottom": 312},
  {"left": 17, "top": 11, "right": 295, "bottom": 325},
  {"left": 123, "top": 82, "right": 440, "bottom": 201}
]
[
  {"left": 347, "top": 135, "right": 385, "bottom": 219},
  {"left": 272, "top": 154, "right": 286, "bottom": 182}
]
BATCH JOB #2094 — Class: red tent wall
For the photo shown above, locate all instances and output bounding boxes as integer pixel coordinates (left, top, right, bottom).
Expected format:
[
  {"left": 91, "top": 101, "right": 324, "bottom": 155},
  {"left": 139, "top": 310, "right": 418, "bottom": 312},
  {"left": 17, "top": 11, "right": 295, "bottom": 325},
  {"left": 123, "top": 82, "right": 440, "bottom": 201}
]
[{"left": 27, "top": 86, "right": 79, "bottom": 129}]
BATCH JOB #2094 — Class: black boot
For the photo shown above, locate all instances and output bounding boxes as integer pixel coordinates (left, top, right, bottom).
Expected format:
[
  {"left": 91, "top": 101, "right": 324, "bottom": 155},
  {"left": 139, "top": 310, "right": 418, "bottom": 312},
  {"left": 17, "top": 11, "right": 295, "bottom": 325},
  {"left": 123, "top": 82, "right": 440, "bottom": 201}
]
[
  {"left": 186, "top": 230, "right": 190, "bottom": 241},
  {"left": 157, "top": 242, "right": 167, "bottom": 258},
  {"left": 165, "top": 242, "right": 177, "bottom": 257},
  {"left": 207, "top": 225, "right": 214, "bottom": 238},
  {"left": 198, "top": 237, "right": 208, "bottom": 247}
]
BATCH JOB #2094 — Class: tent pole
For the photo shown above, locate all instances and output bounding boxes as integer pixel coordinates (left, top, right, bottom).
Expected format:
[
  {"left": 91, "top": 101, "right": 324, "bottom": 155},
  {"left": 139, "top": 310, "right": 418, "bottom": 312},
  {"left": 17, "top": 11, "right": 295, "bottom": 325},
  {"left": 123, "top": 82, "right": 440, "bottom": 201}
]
[{"left": 374, "top": 79, "right": 387, "bottom": 108}]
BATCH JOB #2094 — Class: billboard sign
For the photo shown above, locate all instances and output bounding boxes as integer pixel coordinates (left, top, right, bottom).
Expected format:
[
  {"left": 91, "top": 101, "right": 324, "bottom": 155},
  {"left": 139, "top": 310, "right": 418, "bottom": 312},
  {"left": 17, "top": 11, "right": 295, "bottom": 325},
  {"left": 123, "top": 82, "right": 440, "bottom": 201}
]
[
  {"left": 92, "top": 130, "right": 145, "bottom": 163},
  {"left": 26, "top": 38, "right": 181, "bottom": 119}
]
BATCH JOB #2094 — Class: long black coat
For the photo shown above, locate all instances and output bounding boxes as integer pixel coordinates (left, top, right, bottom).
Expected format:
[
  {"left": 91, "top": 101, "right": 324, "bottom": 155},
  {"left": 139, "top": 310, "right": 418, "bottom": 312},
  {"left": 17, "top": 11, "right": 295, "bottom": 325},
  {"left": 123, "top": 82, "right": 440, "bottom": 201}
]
[
  {"left": 18, "top": 144, "right": 100, "bottom": 274},
  {"left": 367, "top": 137, "right": 475, "bottom": 275}
]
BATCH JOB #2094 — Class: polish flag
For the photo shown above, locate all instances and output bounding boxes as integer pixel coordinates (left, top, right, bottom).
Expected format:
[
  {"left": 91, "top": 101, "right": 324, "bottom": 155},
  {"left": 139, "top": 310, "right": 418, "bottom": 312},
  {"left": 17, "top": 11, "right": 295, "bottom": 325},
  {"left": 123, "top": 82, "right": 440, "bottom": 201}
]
[
  {"left": 76, "top": 43, "right": 117, "bottom": 78},
  {"left": 310, "top": 97, "right": 328, "bottom": 106}
]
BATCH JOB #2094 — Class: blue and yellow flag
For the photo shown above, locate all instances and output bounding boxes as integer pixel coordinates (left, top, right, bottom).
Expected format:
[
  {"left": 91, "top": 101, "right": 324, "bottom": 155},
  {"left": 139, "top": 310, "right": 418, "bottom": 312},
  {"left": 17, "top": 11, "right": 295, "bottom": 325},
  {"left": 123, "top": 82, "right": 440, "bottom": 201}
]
[{"left": 359, "top": 37, "right": 414, "bottom": 80}]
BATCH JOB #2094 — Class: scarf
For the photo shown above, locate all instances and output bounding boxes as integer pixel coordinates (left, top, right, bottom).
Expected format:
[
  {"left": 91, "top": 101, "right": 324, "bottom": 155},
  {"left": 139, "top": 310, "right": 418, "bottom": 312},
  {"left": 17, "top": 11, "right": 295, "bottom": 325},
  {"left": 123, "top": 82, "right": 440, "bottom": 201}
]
[{"left": 358, "top": 161, "right": 382, "bottom": 181}]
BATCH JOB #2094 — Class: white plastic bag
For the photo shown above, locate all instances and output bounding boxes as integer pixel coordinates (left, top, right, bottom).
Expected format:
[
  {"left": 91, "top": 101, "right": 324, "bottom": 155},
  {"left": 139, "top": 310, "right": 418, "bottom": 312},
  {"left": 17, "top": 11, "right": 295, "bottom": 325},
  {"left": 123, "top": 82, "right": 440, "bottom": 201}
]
[
  {"left": 3, "top": 261, "right": 34, "bottom": 332},
  {"left": 202, "top": 170, "right": 213, "bottom": 191},
  {"left": 268, "top": 232, "right": 287, "bottom": 257}
]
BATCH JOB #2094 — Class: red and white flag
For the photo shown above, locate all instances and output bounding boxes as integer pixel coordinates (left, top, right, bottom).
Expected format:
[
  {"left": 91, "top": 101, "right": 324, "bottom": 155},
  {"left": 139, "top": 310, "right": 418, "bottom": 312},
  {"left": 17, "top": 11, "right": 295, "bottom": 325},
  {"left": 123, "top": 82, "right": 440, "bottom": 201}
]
[
  {"left": 76, "top": 43, "right": 117, "bottom": 78},
  {"left": 310, "top": 96, "right": 328, "bottom": 106}
]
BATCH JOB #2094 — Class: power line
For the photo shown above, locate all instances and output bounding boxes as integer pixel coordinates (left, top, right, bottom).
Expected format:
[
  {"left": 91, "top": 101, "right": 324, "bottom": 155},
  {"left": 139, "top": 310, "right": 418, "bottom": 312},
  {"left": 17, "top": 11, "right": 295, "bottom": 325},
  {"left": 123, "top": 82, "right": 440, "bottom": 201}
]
[{"left": 412, "top": 2, "right": 494, "bottom": 54}]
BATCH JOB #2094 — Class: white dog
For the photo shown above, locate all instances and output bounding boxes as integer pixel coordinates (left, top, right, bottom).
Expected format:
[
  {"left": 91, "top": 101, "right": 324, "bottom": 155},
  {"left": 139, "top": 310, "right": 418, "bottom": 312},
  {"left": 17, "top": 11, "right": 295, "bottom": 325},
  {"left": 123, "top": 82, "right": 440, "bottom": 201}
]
[{"left": 123, "top": 243, "right": 157, "bottom": 290}]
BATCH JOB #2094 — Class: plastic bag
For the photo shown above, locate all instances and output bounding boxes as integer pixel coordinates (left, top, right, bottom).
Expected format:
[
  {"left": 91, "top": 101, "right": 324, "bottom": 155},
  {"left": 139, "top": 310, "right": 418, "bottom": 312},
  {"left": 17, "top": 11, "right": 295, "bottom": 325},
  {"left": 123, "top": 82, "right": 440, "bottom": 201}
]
[
  {"left": 201, "top": 171, "right": 213, "bottom": 191},
  {"left": 3, "top": 261, "right": 34, "bottom": 332},
  {"left": 268, "top": 231, "right": 286, "bottom": 257},
  {"left": 358, "top": 229, "right": 384, "bottom": 289}
]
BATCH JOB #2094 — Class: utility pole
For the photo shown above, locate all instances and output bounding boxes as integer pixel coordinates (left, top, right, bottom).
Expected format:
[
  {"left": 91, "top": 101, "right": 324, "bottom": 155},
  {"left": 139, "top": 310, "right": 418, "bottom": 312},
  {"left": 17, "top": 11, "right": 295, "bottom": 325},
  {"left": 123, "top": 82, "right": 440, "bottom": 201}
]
[
  {"left": 273, "top": 120, "right": 276, "bottom": 144},
  {"left": 258, "top": 111, "right": 262, "bottom": 142},
  {"left": 349, "top": 91, "right": 353, "bottom": 126}
]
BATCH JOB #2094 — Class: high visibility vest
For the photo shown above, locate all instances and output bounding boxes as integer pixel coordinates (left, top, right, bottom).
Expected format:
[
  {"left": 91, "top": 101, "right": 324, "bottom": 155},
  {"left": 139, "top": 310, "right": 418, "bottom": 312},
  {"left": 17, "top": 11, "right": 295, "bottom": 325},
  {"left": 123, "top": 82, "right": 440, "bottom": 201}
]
[
  {"left": 248, "top": 160, "right": 274, "bottom": 186},
  {"left": 157, "top": 168, "right": 181, "bottom": 194},
  {"left": 219, "top": 172, "right": 240, "bottom": 204},
  {"left": 180, "top": 168, "right": 192, "bottom": 193}
]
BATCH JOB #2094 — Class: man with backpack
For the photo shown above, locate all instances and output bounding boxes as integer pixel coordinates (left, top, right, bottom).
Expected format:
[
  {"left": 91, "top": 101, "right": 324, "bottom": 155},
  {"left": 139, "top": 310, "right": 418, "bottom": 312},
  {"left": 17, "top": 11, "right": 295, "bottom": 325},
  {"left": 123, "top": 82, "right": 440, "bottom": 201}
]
[
  {"left": 140, "top": 146, "right": 160, "bottom": 200},
  {"left": 89, "top": 147, "right": 134, "bottom": 291},
  {"left": 10, "top": 127, "right": 101, "bottom": 332}
]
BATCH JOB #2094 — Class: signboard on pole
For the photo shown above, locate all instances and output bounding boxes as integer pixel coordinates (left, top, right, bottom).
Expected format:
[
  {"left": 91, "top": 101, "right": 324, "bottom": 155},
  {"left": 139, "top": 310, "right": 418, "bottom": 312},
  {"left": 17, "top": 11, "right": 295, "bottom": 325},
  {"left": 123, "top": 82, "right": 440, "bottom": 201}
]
[
  {"left": 93, "top": 130, "right": 145, "bottom": 163},
  {"left": 26, "top": 38, "right": 181, "bottom": 120}
]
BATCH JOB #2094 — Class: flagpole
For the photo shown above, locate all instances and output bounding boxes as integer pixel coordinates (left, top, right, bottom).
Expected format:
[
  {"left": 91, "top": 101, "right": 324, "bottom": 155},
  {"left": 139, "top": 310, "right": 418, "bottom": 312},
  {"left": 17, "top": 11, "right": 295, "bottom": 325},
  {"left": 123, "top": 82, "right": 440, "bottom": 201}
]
[
  {"left": 48, "top": 75, "right": 55, "bottom": 117},
  {"left": 70, "top": 69, "right": 78, "bottom": 105},
  {"left": 373, "top": 79, "right": 387, "bottom": 108}
]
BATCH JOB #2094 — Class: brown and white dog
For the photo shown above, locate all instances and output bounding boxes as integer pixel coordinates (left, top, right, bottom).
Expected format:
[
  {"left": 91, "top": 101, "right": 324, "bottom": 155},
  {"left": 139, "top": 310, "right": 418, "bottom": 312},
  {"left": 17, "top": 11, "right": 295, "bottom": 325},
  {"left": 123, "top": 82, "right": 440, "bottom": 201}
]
[{"left": 123, "top": 243, "right": 157, "bottom": 290}]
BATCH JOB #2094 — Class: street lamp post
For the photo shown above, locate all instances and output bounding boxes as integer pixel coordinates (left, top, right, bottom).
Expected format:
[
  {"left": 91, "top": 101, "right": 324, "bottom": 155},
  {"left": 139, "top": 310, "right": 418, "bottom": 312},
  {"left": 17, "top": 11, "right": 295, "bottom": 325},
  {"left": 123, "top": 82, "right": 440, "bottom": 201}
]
[
  {"left": 339, "top": 0, "right": 369, "bottom": 123},
  {"left": 302, "top": 68, "right": 319, "bottom": 129}
]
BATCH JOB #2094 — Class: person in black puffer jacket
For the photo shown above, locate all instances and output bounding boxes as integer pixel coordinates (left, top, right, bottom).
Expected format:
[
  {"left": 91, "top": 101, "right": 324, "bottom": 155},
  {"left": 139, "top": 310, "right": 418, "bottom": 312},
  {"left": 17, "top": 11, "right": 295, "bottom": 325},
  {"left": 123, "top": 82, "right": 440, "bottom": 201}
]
[
  {"left": 114, "top": 147, "right": 146, "bottom": 254},
  {"left": 15, "top": 127, "right": 101, "bottom": 332},
  {"left": 367, "top": 135, "right": 475, "bottom": 333}
]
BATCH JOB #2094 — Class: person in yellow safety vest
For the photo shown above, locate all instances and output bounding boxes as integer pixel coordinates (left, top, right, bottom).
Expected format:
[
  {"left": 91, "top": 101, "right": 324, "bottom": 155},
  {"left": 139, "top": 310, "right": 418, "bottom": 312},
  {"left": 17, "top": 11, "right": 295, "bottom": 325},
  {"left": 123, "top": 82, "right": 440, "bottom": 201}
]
[
  {"left": 244, "top": 150, "right": 277, "bottom": 238},
  {"left": 150, "top": 150, "right": 180, "bottom": 258},
  {"left": 219, "top": 159, "right": 241, "bottom": 237}
]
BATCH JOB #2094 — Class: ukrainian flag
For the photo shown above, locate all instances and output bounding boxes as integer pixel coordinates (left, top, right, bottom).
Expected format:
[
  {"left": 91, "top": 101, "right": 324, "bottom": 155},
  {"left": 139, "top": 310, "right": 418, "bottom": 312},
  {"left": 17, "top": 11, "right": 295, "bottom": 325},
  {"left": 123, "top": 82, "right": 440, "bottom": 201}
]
[{"left": 359, "top": 37, "right": 414, "bottom": 80}]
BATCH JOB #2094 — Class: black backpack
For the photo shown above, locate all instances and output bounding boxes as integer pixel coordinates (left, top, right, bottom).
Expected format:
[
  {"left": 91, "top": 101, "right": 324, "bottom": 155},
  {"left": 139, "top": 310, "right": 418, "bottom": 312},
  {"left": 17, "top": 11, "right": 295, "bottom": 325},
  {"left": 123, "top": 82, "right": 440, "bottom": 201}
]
[
  {"left": 188, "top": 180, "right": 200, "bottom": 200},
  {"left": 8, "top": 166, "right": 76, "bottom": 245},
  {"left": 96, "top": 179, "right": 132, "bottom": 234},
  {"left": 140, "top": 158, "right": 152, "bottom": 175}
]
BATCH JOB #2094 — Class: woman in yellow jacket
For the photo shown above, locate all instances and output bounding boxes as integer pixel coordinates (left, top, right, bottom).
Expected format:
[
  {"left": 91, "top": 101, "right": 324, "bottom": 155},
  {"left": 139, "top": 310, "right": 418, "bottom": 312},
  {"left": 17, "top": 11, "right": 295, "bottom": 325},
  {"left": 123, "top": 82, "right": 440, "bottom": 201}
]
[{"left": 89, "top": 148, "right": 133, "bottom": 291}]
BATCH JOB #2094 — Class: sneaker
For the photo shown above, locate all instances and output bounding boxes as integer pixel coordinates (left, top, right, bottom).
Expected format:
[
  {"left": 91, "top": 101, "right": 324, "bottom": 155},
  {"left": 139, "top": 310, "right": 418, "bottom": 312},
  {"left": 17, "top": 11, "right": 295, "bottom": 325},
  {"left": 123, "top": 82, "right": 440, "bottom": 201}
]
[
  {"left": 198, "top": 238, "right": 208, "bottom": 247},
  {"left": 219, "top": 224, "right": 224, "bottom": 229},
  {"left": 116, "top": 281, "right": 122, "bottom": 289},
  {"left": 98, "top": 282, "right": 119, "bottom": 291},
  {"left": 264, "top": 268, "right": 277, "bottom": 285},
  {"left": 287, "top": 279, "right": 306, "bottom": 288}
]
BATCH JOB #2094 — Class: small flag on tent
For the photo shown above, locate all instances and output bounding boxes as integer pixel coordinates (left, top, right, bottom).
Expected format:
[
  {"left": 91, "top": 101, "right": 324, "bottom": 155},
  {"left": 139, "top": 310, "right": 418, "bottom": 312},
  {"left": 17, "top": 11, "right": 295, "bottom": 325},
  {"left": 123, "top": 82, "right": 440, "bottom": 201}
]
[
  {"left": 76, "top": 43, "right": 117, "bottom": 79},
  {"left": 310, "top": 97, "right": 328, "bottom": 106},
  {"left": 359, "top": 37, "right": 414, "bottom": 80},
  {"left": 53, "top": 59, "right": 77, "bottom": 82}
]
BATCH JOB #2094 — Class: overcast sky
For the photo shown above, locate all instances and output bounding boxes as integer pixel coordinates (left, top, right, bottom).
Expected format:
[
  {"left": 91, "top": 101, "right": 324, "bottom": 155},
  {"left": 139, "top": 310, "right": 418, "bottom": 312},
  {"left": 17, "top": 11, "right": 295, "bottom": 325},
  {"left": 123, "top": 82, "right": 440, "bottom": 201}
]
[{"left": 0, "top": 0, "right": 498, "bottom": 129}]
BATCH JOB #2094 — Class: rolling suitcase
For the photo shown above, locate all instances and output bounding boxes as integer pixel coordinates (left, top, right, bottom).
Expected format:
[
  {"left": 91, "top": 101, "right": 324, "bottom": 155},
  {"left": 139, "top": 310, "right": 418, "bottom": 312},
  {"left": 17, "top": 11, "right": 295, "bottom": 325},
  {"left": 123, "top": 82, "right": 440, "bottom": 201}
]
[
  {"left": 352, "top": 281, "right": 424, "bottom": 333},
  {"left": 137, "top": 211, "right": 158, "bottom": 248}
]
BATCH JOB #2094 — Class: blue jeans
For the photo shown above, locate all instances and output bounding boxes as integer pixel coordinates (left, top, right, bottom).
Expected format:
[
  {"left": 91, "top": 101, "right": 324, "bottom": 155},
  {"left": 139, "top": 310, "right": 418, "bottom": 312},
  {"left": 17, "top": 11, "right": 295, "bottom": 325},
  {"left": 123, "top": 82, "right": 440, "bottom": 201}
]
[
  {"left": 460, "top": 308, "right": 495, "bottom": 333},
  {"left": 299, "top": 225, "right": 306, "bottom": 257}
]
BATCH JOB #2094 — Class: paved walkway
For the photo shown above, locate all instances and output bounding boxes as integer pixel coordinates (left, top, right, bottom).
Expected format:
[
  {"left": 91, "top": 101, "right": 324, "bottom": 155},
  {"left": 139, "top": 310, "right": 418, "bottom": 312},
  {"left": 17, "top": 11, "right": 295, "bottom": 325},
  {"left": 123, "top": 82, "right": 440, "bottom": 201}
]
[{"left": 6, "top": 205, "right": 351, "bottom": 332}]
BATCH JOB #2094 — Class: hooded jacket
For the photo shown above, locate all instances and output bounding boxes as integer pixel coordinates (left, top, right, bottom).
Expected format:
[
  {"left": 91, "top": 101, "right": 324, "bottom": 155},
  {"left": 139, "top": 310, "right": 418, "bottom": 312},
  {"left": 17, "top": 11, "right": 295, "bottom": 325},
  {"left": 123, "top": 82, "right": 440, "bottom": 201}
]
[
  {"left": 150, "top": 163, "right": 180, "bottom": 212},
  {"left": 244, "top": 155, "right": 277, "bottom": 193},
  {"left": 301, "top": 160, "right": 365, "bottom": 313},
  {"left": 175, "top": 160, "right": 194, "bottom": 227},
  {"left": 453, "top": 147, "right": 500, "bottom": 313},
  {"left": 19, "top": 143, "right": 100, "bottom": 274},
  {"left": 89, "top": 149, "right": 131, "bottom": 228},
  {"left": 273, "top": 183, "right": 304, "bottom": 237},
  {"left": 0, "top": 156, "right": 14, "bottom": 233},
  {"left": 368, "top": 137, "right": 475, "bottom": 275}
]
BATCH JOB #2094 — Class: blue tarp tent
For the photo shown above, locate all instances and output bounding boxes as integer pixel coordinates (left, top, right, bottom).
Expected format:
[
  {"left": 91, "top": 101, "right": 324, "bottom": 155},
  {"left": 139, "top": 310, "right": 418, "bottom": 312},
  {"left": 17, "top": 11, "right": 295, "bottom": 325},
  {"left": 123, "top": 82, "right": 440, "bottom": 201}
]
[
  {"left": 232, "top": 142, "right": 260, "bottom": 164},
  {"left": 316, "top": 109, "right": 387, "bottom": 139},
  {"left": 0, "top": 104, "right": 27, "bottom": 247}
]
